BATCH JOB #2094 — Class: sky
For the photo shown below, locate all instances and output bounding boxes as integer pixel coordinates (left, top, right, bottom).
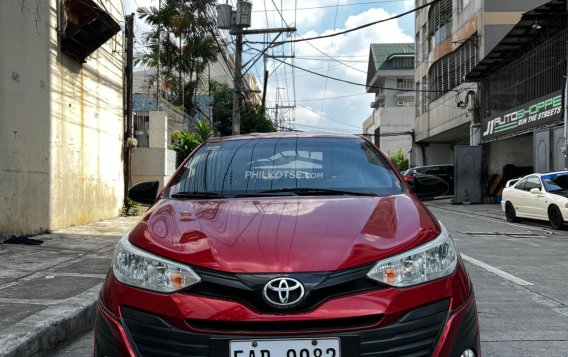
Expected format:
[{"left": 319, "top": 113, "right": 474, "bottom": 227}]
[{"left": 122, "top": 0, "right": 415, "bottom": 134}]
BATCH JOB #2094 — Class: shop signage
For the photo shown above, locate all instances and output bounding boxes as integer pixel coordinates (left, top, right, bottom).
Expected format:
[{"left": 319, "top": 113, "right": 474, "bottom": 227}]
[{"left": 481, "top": 90, "right": 563, "bottom": 141}]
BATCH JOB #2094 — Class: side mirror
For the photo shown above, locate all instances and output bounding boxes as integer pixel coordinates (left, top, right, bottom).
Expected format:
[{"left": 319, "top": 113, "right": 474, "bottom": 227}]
[
  {"left": 530, "top": 188, "right": 541, "bottom": 195},
  {"left": 129, "top": 181, "right": 159, "bottom": 205}
]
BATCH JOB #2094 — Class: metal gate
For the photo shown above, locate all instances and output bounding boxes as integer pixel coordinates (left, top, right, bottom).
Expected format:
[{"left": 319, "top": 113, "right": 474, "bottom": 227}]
[
  {"left": 552, "top": 127, "right": 566, "bottom": 171},
  {"left": 454, "top": 145, "right": 483, "bottom": 204},
  {"left": 533, "top": 128, "right": 551, "bottom": 173}
]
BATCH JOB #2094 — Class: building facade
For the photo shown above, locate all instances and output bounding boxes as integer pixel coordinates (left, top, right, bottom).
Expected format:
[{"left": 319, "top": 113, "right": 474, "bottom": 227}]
[
  {"left": 466, "top": 0, "right": 567, "bottom": 194},
  {"left": 364, "top": 43, "right": 416, "bottom": 162},
  {"left": 0, "top": 0, "right": 124, "bottom": 236},
  {"left": 414, "top": 0, "right": 552, "bottom": 166}
]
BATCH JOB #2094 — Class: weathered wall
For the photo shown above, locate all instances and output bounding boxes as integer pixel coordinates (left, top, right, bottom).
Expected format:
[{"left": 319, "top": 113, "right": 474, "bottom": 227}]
[
  {"left": 48, "top": 0, "right": 125, "bottom": 229},
  {"left": 379, "top": 107, "right": 415, "bottom": 158},
  {"left": 0, "top": 1, "right": 52, "bottom": 236},
  {"left": 1, "top": 0, "right": 125, "bottom": 236},
  {"left": 487, "top": 134, "right": 533, "bottom": 175}
]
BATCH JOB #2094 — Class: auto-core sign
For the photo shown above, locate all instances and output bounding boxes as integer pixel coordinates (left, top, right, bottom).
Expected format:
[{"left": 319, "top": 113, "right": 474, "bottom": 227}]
[{"left": 481, "top": 90, "right": 563, "bottom": 141}]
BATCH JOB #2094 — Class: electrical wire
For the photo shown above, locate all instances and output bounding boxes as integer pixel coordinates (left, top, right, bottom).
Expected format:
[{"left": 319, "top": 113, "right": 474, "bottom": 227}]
[
  {"left": 245, "top": 0, "right": 441, "bottom": 45},
  {"left": 270, "top": 56, "right": 455, "bottom": 94},
  {"left": 298, "top": 103, "right": 362, "bottom": 129},
  {"left": 252, "top": 0, "right": 417, "bottom": 12}
]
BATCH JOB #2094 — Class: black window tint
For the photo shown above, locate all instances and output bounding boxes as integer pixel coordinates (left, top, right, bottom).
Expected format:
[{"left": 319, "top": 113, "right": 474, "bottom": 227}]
[
  {"left": 525, "top": 177, "right": 541, "bottom": 191},
  {"left": 515, "top": 179, "right": 527, "bottom": 191},
  {"left": 165, "top": 137, "right": 403, "bottom": 197}
]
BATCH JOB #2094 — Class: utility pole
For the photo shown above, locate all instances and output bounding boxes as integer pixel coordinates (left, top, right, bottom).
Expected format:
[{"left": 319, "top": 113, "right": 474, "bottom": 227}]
[
  {"left": 217, "top": 1, "right": 295, "bottom": 135},
  {"left": 156, "top": 0, "right": 162, "bottom": 109},
  {"left": 124, "top": 14, "right": 135, "bottom": 199},
  {"left": 232, "top": 31, "right": 243, "bottom": 135}
]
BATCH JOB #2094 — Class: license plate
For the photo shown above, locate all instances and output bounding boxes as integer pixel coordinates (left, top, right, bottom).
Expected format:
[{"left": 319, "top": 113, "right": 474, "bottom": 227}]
[{"left": 230, "top": 338, "right": 340, "bottom": 357}]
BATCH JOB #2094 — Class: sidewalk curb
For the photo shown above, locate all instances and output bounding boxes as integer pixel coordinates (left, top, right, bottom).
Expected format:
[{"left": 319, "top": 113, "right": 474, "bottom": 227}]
[{"left": 0, "top": 285, "right": 100, "bottom": 357}]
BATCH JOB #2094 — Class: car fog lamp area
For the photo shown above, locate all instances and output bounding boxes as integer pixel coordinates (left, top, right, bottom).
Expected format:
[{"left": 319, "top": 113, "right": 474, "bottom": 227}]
[
  {"left": 112, "top": 234, "right": 201, "bottom": 293},
  {"left": 366, "top": 223, "right": 457, "bottom": 287}
]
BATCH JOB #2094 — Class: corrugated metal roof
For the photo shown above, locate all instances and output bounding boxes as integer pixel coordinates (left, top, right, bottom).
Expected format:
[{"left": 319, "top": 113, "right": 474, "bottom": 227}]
[{"left": 369, "top": 43, "right": 415, "bottom": 70}]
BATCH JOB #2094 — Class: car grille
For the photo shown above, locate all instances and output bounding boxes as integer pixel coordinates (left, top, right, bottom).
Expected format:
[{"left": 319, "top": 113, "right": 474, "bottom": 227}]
[
  {"left": 184, "top": 263, "right": 384, "bottom": 313},
  {"left": 186, "top": 314, "right": 383, "bottom": 333},
  {"left": 121, "top": 299, "right": 450, "bottom": 357}
]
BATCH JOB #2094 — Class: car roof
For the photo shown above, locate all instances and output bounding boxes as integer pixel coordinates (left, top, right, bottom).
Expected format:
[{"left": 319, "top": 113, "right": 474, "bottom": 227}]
[
  {"left": 523, "top": 171, "right": 568, "bottom": 178},
  {"left": 207, "top": 132, "right": 362, "bottom": 143}
]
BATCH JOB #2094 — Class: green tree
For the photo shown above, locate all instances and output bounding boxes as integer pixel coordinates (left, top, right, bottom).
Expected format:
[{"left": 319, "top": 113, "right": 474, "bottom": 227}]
[
  {"left": 210, "top": 81, "right": 276, "bottom": 136},
  {"left": 136, "top": 0, "right": 218, "bottom": 114},
  {"left": 388, "top": 148, "right": 409, "bottom": 172}
]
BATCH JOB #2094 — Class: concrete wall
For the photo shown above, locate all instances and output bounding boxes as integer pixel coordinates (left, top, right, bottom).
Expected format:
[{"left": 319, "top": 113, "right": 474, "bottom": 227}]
[
  {"left": 379, "top": 107, "right": 415, "bottom": 158},
  {"left": 48, "top": 0, "right": 124, "bottom": 229},
  {"left": 486, "top": 134, "right": 532, "bottom": 175},
  {"left": 131, "top": 111, "right": 177, "bottom": 190},
  {"left": 149, "top": 112, "right": 168, "bottom": 149},
  {"left": 131, "top": 148, "right": 178, "bottom": 190},
  {"left": 415, "top": 83, "right": 472, "bottom": 142},
  {"left": 0, "top": 1, "right": 52, "bottom": 235},
  {"left": 0, "top": 0, "right": 125, "bottom": 236},
  {"left": 424, "top": 143, "right": 453, "bottom": 165}
]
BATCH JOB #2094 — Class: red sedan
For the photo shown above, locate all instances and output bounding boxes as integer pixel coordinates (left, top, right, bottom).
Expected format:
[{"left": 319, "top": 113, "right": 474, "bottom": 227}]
[{"left": 95, "top": 133, "right": 479, "bottom": 357}]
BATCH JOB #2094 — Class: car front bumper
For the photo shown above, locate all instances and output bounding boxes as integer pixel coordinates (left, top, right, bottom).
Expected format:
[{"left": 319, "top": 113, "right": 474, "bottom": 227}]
[{"left": 95, "top": 263, "right": 479, "bottom": 357}]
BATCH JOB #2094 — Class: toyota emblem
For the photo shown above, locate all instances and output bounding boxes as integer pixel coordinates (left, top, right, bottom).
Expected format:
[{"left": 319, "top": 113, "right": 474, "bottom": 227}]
[{"left": 263, "top": 277, "right": 305, "bottom": 308}]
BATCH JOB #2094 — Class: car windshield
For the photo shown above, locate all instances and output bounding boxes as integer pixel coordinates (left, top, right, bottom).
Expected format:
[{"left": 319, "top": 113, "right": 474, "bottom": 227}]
[
  {"left": 164, "top": 136, "right": 403, "bottom": 198},
  {"left": 541, "top": 173, "right": 568, "bottom": 193}
]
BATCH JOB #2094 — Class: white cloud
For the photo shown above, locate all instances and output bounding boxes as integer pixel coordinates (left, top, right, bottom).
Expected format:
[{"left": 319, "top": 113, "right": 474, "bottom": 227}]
[
  {"left": 262, "top": 7, "right": 413, "bottom": 132},
  {"left": 125, "top": 0, "right": 414, "bottom": 133}
]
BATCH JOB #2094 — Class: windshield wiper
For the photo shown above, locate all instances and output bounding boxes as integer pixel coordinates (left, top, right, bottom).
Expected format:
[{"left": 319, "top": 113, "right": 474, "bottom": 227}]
[
  {"left": 169, "top": 191, "right": 226, "bottom": 199},
  {"left": 258, "top": 188, "right": 377, "bottom": 196}
]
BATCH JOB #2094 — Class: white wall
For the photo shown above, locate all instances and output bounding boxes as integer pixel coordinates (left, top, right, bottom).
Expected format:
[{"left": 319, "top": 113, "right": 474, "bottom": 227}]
[
  {"left": 0, "top": 1, "right": 52, "bottom": 235},
  {"left": 48, "top": 0, "right": 124, "bottom": 229},
  {"left": 0, "top": 0, "right": 125, "bottom": 236},
  {"left": 379, "top": 107, "right": 415, "bottom": 159},
  {"left": 131, "top": 148, "right": 177, "bottom": 190}
]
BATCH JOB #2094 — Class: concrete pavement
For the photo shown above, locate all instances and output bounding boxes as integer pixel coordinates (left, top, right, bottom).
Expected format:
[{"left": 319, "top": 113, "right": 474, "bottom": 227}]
[
  {"left": 423, "top": 197, "right": 505, "bottom": 221},
  {"left": 0, "top": 216, "right": 138, "bottom": 357},
  {"left": 0, "top": 199, "right": 506, "bottom": 357}
]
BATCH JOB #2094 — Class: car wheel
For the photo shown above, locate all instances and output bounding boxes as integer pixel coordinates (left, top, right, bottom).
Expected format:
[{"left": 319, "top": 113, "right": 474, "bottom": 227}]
[
  {"left": 505, "top": 202, "right": 519, "bottom": 223},
  {"left": 548, "top": 205, "right": 564, "bottom": 230}
]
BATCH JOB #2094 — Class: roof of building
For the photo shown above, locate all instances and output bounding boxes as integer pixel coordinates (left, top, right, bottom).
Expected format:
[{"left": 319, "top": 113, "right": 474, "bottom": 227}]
[
  {"left": 466, "top": 0, "right": 565, "bottom": 81},
  {"left": 366, "top": 43, "right": 415, "bottom": 92},
  {"left": 369, "top": 43, "right": 415, "bottom": 71}
]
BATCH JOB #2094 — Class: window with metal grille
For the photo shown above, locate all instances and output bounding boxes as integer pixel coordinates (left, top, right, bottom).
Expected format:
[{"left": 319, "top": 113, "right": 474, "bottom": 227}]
[
  {"left": 428, "top": 36, "right": 477, "bottom": 101},
  {"left": 427, "top": 0, "right": 452, "bottom": 52},
  {"left": 397, "top": 78, "right": 414, "bottom": 89},
  {"left": 421, "top": 76, "right": 428, "bottom": 113},
  {"left": 480, "top": 29, "right": 568, "bottom": 120},
  {"left": 416, "top": 81, "right": 421, "bottom": 116}
]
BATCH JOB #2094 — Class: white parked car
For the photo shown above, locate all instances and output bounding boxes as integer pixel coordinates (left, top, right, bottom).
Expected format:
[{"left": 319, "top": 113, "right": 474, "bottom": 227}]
[{"left": 501, "top": 171, "right": 568, "bottom": 229}]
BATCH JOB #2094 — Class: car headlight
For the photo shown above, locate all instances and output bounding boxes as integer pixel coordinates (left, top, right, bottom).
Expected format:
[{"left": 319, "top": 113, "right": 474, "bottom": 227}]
[
  {"left": 112, "top": 234, "right": 201, "bottom": 293},
  {"left": 366, "top": 222, "right": 457, "bottom": 287}
]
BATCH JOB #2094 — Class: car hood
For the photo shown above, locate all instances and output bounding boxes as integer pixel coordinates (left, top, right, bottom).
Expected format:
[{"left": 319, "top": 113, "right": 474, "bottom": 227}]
[{"left": 128, "top": 195, "right": 441, "bottom": 273}]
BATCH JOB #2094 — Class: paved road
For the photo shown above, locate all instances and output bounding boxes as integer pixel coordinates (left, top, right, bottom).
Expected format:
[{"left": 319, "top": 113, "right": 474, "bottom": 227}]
[
  {"left": 430, "top": 205, "right": 568, "bottom": 357},
  {"left": 53, "top": 205, "right": 568, "bottom": 356}
]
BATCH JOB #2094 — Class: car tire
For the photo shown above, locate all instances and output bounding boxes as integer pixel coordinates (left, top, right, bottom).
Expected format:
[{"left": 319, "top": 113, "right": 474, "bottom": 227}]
[
  {"left": 548, "top": 205, "right": 564, "bottom": 230},
  {"left": 505, "top": 202, "right": 519, "bottom": 223}
]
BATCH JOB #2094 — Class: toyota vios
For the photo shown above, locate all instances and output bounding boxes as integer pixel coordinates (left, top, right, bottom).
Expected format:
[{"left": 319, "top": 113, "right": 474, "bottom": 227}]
[{"left": 95, "top": 133, "right": 479, "bottom": 357}]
